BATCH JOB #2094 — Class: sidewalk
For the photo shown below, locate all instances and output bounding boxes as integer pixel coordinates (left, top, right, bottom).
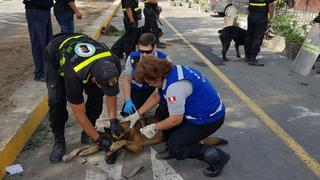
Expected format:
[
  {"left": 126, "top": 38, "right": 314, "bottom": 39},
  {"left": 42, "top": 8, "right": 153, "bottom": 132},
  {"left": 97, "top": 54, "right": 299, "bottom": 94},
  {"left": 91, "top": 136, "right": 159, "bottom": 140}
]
[{"left": 0, "top": 0, "right": 121, "bottom": 178}]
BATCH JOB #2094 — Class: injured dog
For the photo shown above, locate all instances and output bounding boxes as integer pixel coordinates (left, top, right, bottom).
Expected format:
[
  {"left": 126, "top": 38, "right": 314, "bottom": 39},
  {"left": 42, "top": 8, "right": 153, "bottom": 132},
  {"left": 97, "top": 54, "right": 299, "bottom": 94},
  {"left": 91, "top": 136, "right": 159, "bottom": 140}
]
[
  {"left": 218, "top": 26, "right": 247, "bottom": 61},
  {"left": 62, "top": 116, "right": 228, "bottom": 164}
]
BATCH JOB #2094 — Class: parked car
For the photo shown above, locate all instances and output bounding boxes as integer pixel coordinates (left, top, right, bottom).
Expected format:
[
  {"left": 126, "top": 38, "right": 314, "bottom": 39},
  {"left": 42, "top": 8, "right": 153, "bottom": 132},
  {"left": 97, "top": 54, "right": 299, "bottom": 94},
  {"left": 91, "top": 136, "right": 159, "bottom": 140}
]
[{"left": 211, "top": 0, "right": 248, "bottom": 16}]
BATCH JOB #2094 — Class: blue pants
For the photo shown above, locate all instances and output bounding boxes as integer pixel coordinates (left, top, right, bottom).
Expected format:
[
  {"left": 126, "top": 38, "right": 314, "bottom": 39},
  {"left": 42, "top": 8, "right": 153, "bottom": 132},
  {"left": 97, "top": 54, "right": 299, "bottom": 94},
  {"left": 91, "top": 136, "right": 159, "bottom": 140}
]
[
  {"left": 55, "top": 12, "right": 74, "bottom": 33},
  {"left": 26, "top": 9, "right": 53, "bottom": 79}
]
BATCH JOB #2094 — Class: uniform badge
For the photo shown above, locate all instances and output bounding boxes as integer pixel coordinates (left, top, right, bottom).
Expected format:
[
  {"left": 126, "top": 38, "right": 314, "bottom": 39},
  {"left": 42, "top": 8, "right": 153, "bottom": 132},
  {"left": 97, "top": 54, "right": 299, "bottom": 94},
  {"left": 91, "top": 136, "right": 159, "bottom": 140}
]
[
  {"left": 167, "top": 96, "right": 176, "bottom": 104},
  {"left": 108, "top": 77, "right": 118, "bottom": 86},
  {"left": 75, "top": 43, "right": 96, "bottom": 57}
]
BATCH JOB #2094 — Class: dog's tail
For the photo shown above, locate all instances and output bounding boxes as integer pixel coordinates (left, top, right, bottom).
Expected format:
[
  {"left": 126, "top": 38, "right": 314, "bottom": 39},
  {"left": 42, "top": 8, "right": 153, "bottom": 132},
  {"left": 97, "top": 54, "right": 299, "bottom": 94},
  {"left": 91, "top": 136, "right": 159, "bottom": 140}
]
[{"left": 218, "top": 29, "right": 223, "bottom": 34}]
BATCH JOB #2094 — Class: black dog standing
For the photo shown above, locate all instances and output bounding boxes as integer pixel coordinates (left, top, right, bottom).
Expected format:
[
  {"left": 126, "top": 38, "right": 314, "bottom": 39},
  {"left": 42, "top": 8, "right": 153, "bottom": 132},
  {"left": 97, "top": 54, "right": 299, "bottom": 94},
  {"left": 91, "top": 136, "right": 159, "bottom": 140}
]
[
  {"left": 219, "top": 26, "right": 247, "bottom": 61},
  {"left": 244, "top": 0, "right": 274, "bottom": 66}
]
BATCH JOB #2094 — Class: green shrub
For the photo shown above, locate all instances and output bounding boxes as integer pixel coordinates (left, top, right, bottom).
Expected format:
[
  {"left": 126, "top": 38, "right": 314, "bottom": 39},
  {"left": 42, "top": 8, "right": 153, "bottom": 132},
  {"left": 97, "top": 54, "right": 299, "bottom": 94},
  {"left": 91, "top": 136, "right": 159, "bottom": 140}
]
[{"left": 271, "top": 13, "right": 308, "bottom": 45}]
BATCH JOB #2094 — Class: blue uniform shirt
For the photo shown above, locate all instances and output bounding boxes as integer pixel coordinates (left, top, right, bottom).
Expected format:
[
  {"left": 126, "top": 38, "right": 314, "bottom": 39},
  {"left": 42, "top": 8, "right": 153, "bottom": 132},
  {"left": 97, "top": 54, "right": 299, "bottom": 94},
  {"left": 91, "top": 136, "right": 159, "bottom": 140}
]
[{"left": 162, "top": 65, "right": 225, "bottom": 125}]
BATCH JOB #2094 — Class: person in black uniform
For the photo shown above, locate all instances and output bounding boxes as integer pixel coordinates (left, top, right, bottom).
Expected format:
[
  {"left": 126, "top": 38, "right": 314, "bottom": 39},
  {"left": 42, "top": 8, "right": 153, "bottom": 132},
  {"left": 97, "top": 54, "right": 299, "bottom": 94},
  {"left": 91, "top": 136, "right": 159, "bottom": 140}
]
[
  {"left": 143, "top": 0, "right": 165, "bottom": 48},
  {"left": 43, "top": 33, "right": 124, "bottom": 164},
  {"left": 110, "top": 0, "right": 141, "bottom": 58},
  {"left": 244, "top": 0, "right": 274, "bottom": 66}
]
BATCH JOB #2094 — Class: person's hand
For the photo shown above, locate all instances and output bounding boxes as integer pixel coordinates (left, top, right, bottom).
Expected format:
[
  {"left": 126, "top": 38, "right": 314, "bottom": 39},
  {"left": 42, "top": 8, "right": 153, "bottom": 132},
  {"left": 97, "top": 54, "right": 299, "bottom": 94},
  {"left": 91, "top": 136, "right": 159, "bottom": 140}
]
[
  {"left": 123, "top": 99, "right": 137, "bottom": 114},
  {"left": 140, "top": 123, "right": 158, "bottom": 139},
  {"left": 95, "top": 133, "right": 112, "bottom": 151},
  {"left": 129, "top": 21, "right": 138, "bottom": 30},
  {"left": 75, "top": 11, "right": 82, "bottom": 19},
  {"left": 122, "top": 111, "right": 141, "bottom": 128},
  {"left": 110, "top": 119, "right": 124, "bottom": 138}
]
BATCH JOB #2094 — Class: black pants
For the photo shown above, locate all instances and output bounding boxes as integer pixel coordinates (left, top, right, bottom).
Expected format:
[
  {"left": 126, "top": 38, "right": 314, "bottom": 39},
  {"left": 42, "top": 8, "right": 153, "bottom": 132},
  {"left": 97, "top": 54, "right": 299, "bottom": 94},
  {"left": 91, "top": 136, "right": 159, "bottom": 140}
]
[
  {"left": 111, "top": 19, "right": 138, "bottom": 58},
  {"left": 244, "top": 14, "right": 268, "bottom": 59},
  {"left": 155, "top": 103, "right": 225, "bottom": 160},
  {"left": 143, "top": 7, "right": 162, "bottom": 42},
  {"left": 43, "top": 51, "right": 103, "bottom": 137}
]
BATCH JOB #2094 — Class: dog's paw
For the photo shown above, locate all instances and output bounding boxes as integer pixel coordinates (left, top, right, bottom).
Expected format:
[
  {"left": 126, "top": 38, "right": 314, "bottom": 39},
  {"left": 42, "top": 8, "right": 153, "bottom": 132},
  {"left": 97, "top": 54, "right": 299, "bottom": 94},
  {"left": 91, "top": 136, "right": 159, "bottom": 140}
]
[
  {"left": 237, "top": 55, "right": 241, "bottom": 58},
  {"left": 110, "top": 141, "right": 127, "bottom": 152}
]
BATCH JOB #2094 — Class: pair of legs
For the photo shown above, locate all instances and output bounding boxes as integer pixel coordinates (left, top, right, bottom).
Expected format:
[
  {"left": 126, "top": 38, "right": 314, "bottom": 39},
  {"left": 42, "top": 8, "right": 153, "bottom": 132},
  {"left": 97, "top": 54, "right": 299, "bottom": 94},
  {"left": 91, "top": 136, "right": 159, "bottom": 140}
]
[
  {"left": 111, "top": 19, "right": 138, "bottom": 58},
  {"left": 155, "top": 103, "right": 230, "bottom": 177},
  {"left": 244, "top": 14, "right": 268, "bottom": 66},
  {"left": 26, "top": 9, "right": 52, "bottom": 81},
  {"left": 55, "top": 12, "right": 74, "bottom": 33}
]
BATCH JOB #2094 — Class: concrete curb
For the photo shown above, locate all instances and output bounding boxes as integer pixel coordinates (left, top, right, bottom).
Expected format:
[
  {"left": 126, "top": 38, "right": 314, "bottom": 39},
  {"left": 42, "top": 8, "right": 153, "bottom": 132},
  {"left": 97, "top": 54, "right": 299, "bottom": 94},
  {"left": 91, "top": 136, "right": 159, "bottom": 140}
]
[{"left": 0, "top": 0, "right": 121, "bottom": 178}]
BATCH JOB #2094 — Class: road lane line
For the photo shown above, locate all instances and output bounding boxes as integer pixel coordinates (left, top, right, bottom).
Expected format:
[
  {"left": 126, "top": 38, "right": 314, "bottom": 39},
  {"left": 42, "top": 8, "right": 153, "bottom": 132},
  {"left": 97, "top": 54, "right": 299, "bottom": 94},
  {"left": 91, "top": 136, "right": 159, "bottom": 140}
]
[
  {"left": 162, "top": 17, "right": 320, "bottom": 177},
  {"left": 150, "top": 147, "right": 184, "bottom": 180}
]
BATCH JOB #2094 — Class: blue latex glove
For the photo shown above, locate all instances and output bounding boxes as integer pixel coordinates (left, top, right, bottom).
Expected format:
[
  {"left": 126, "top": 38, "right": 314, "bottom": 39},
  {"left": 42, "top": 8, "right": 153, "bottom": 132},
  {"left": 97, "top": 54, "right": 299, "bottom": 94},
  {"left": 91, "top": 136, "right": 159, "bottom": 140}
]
[{"left": 123, "top": 99, "right": 137, "bottom": 114}]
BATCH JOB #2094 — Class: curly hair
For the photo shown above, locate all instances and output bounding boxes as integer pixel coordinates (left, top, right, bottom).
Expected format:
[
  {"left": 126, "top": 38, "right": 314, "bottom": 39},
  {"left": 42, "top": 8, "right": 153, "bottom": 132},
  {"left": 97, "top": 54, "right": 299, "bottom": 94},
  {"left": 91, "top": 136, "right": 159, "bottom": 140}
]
[{"left": 135, "top": 57, "right": 173, "bottom": 82}]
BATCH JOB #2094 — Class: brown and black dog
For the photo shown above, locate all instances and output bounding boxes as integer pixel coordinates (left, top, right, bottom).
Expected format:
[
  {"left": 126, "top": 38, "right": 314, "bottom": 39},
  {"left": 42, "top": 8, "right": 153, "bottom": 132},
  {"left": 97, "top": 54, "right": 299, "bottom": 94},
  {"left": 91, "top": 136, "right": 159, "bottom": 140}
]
[
  {"left": 218, "top": 26, "right": 247, "bottom": 61},
  {"left": 63, "top": 116, "right": 227, "bottom": 162}
]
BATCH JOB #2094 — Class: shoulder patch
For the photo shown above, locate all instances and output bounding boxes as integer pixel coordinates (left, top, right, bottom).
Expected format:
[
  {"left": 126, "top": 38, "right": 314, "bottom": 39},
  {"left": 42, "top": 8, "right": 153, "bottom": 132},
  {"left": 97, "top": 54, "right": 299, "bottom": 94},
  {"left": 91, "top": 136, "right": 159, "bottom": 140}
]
[
  {"left": 74, "top": 43, "right": 96, "bottom": 57},
  {"left": 167, "top": 96, "right": 177, "bottom": 104}
]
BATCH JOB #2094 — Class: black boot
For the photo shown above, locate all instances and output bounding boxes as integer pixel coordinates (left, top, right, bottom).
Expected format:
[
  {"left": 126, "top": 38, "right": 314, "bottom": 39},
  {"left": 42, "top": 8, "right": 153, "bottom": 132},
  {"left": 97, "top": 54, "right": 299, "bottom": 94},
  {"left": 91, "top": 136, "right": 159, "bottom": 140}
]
[
  {"left": 248, "top": 57, "right": 264, "bottom": 66},
  {"left": 202, "top": 147, "right": 230, "bottom": 177},
  {"left": 49, "top": 131, "right": 66, "bottom": 163},
  {"left": 81, "top": 131, "right": 94, "bottom": 144},
  {"left": 156, "top": 149, "right": 173, "bottom": 160}
]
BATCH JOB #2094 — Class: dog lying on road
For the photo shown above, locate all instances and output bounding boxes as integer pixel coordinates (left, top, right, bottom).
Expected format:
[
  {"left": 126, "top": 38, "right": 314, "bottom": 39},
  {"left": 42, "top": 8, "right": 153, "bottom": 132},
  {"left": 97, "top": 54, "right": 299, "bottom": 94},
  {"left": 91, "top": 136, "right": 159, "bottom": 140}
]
[
  {"left": 218, "top": 26, "right": 247, "bottom": 61},
  {"left": 63, "top": 116, "right": 228, "bottom": 162}
]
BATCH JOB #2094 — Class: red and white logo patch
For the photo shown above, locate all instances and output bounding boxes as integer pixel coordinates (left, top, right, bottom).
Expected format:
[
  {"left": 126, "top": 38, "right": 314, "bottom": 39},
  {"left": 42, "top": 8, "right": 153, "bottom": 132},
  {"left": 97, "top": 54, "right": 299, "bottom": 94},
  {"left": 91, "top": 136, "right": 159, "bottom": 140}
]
[{"left": 167, "top": 96, "right": 177, "bottom": 104}]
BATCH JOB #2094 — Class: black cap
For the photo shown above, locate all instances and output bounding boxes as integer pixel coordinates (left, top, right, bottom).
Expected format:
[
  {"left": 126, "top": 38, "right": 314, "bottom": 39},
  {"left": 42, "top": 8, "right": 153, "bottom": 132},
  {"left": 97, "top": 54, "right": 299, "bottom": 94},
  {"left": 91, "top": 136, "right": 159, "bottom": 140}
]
[{"left": 92, "top": 60, "right": 119, "bottom": 96}]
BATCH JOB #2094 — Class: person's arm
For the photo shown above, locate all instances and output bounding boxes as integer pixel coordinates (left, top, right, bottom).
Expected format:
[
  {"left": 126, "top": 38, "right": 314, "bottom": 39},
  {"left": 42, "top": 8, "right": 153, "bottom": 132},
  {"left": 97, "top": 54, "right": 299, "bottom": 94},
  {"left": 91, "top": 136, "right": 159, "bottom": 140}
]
[
  {"left": 126, "top": 8, "right": 135, "bottom": 22},
  {"left": 70, "top": 103, "right": 99, "bottom": 140},
  {"left": 106, "top": 95, "right": 117, "bottom": 119},
  {"left": 137, "top": 91, "right": 160, "bottom": 115},
  {"left": 155, "top": 115, "right": 184, "bottom": 130},
  {"left": 122, "top": 57, "right": 133, "bottom": 100},
  {"left": 268, "top": 2, "right": 274, "bottom": 21},
  {"left": 144, "top": 0, "right": 159, "bottom": 3},
  {"left": 123, "top": 75, "right": 132, "bottom": 100},
  {"left": 68, "top": 1, "right": 82, "bottom": 19},
  {"left": 155, "top": 80, "right": 192, "bottom": 130}
]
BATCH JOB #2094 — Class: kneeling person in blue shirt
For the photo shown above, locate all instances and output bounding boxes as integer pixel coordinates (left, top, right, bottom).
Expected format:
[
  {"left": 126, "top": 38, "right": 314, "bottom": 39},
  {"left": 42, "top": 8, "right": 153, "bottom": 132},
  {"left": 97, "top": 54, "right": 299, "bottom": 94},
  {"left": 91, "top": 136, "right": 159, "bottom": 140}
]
[{"left": 123, "top": 57, "right": 230, "bottom": 177}]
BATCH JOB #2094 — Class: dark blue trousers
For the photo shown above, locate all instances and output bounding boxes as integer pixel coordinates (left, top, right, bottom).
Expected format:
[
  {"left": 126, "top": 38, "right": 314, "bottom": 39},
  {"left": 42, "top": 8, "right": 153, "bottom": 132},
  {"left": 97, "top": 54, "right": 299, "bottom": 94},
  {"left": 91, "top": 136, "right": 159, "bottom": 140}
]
[
  {"left": 26, "top": 9, "right": 53, "bottom": 79},
  {"left": 55, "top": 12, "right": 74, "bottom": 33}
]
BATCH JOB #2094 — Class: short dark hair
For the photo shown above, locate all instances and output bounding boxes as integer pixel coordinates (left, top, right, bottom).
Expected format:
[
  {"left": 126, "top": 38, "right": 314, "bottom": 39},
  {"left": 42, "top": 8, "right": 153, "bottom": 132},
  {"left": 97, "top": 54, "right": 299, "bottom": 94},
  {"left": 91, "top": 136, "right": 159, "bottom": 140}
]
[{"left": 138, "top": 33, "right": 156, "bottom": 46}]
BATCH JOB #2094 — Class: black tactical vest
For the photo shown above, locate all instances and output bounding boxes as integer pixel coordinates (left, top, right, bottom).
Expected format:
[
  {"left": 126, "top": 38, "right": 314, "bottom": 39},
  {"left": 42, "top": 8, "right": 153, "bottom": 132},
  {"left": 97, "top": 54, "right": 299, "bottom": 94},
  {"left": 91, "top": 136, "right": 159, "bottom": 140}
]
[{"left": 58, "top": 35, "right": 112, "bottom": 84}]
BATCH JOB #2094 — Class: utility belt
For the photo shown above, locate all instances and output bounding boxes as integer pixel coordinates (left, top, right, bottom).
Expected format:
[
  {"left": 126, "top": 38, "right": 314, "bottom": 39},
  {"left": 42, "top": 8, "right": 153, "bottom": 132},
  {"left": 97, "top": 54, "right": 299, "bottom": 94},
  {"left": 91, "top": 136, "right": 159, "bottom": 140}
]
[{"left": 123, "top": 7, "right": 142, "bottom": 20}]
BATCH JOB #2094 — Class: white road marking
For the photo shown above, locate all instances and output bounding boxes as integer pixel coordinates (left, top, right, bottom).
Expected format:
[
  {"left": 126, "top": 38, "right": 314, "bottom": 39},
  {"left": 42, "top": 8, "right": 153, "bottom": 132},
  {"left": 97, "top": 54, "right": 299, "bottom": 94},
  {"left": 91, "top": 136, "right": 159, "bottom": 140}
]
[
  {"left": 288, "top": 106, "right": 320, "bottom": 122},
  {"left": 85, "top": 151, "right": 124, "bottom": 180},
  {"left": 150, "top": 147, "right": 184, "bottom": 180}
]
